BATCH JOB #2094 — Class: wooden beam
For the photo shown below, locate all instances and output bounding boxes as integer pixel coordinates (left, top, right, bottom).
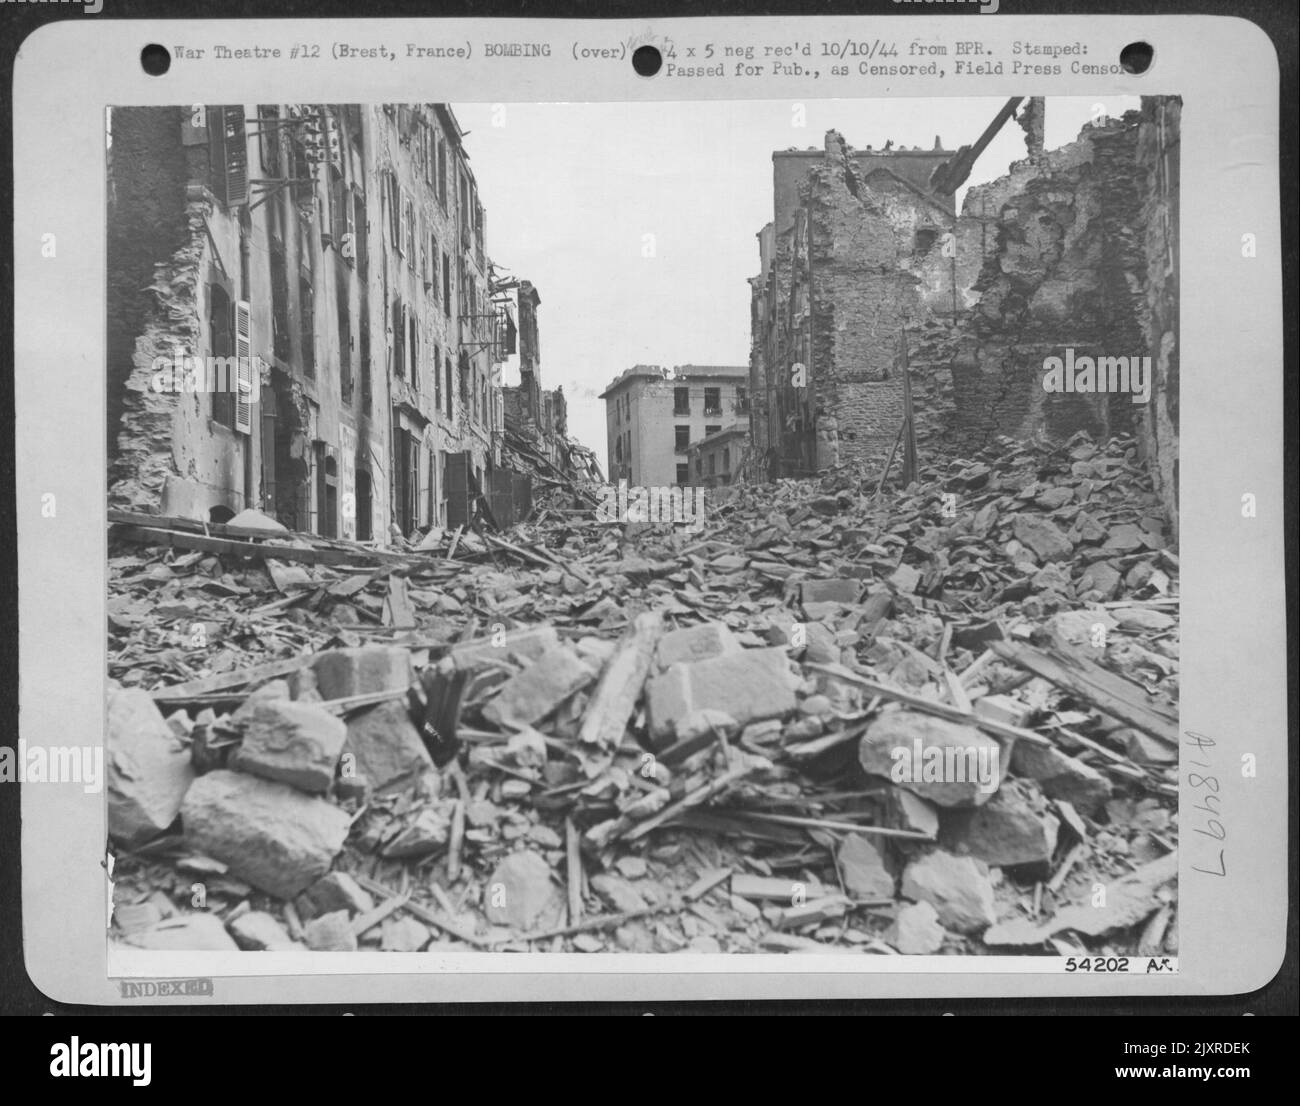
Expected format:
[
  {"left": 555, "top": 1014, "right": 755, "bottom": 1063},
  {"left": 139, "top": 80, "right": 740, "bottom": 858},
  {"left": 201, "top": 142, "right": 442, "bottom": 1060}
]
[{"left": 990, "top": 640, "right": 1179, "bottom": 747}]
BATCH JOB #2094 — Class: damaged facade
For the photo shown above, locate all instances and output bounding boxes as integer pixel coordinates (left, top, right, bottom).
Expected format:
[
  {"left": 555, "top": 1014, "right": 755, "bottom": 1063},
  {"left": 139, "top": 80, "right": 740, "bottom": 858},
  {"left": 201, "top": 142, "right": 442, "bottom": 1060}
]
[
  {"left": 602, "top": 364, "right": 749, "bottom": 487},
  {"left": 501, "top": 280, "right": 603, "bottom": 489},
  {"left": 748, "top": 97, "right": 1180, "bottom": 533},
  {"left": 108, "top": 103, "right": 527, "bottom": 540}
]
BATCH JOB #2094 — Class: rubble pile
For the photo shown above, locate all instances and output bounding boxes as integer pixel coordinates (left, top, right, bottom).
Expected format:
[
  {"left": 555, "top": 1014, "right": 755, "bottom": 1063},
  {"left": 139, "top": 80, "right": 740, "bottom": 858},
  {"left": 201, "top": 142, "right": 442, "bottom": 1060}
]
[{"left": 108, "top": 430, "right": 1179, "bottom": 957}]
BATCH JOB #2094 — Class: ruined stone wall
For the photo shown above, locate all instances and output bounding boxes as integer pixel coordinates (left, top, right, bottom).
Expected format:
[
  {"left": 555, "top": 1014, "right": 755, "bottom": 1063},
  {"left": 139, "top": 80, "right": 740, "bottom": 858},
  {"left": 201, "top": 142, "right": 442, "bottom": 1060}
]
[
  {"left": 1134, "top": 98, "right": 1180, "bottom": 535},
  {"left": 807, "top": 134, "right": 932, "bottom": 466},
  {"left": 107, "top": 108, "right": 195, "bottom": 506},
  {"left": 908, "top": 111, "right": 1168, "bottom": 470},
  {"left": 107, "top": 103, "right": 259, "bottom": 518}
]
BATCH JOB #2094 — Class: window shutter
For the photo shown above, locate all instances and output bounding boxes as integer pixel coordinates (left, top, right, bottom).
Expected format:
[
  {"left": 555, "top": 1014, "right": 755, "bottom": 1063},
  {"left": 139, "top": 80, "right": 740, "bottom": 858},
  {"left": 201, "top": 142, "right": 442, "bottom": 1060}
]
[
  {"left": 398, "top": 192, "right": 407, "bottom": 257},
  {"left": 341, "top": 183, "right": 356, "bottom": 265},
  {"left": 387, "top": 175, "right": 400, "bottom": 248},
  {"left": 233, "top": 300, "right": 253, "bottom": 435},
  {"left": 220, "top": 106, "right": 248, "bottom": 207}
]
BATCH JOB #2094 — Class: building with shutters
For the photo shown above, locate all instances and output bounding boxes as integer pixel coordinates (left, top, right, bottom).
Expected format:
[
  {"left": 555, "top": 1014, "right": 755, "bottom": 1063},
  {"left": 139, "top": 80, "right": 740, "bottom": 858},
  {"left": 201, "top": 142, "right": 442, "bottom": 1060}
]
[{"left": 107, "top": 103, "right": 518, "bottom": 540}]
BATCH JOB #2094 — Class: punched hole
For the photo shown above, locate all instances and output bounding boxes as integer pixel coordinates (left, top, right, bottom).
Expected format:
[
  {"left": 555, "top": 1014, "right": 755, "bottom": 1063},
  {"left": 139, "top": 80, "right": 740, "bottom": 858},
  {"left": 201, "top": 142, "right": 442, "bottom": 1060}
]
[
  {"left": 632, "top": 45, "right": 662, "bottom": 77},
  {"left": 140, "top": 44, "right": 172, "bottom": 76},
  {"left": 1119, "top": 41, "right": 1153, "bottom": 74}
]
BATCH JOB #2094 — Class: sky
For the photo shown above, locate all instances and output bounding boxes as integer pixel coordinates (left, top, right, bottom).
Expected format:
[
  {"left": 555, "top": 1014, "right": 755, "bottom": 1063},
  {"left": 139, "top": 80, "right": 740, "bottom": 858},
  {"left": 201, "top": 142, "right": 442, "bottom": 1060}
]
[{"left": 453, "top": 96, "right": 1139, "bottom": 475}]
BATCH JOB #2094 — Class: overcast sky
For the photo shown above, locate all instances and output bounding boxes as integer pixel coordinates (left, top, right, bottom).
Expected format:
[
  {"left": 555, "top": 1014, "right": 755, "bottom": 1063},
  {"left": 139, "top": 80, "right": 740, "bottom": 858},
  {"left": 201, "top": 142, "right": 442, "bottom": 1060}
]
[{"left": 453, "top": 96, "right": 1139, "bottom": 475}]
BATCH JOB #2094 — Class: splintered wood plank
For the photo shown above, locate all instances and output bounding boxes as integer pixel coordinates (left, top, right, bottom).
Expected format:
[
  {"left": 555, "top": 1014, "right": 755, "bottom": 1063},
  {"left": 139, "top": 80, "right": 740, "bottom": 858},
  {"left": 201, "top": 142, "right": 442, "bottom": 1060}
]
[
  {"left": 576, "top": 610, "right": 662, "bottom": 751},
  {"left": 990, "top": 639, "right": 1178, "bottom": 747},
  {"left": 149, "top": 653, "right": 315, "bottom": 700}
]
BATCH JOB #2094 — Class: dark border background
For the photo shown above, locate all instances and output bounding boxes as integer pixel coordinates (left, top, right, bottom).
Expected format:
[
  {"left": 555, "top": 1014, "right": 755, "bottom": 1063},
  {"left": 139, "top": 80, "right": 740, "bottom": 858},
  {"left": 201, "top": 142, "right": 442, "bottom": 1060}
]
[{"left": 0, "top": 0, "right": 1293, "bottom": 1019}]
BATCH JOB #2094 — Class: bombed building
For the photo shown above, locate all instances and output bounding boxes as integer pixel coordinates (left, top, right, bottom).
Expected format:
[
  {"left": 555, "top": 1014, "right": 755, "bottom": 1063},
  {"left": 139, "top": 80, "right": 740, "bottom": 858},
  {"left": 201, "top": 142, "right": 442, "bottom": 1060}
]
[
  {"left": 748, "top": 96, "right": 1180, "bottom": 531},
  {"left": 107, "top": 103, "right": 524, "bottom": 540}
]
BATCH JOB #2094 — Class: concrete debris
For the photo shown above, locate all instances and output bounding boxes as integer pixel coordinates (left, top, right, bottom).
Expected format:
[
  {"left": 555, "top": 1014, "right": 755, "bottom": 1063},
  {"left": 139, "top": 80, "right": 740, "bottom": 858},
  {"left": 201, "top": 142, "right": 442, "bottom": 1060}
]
[
  {"left": 123, "top": 913, "right": 240, "bottom": 951},
  {"left": 483, "top": 850, "right": 566, "bottom": 933},
  {"left": 944, "top": 781, "right": 1060, "bottom": 867},
  {"left": 229, "top": 699, "right": 347, "bottom": 794},
  {"left": 298, "top": 872, "right": 374, "bottom": 920},
  {"left": 379, "top": 915, "right": 432, "bottom": 952},
  {"left": 107, "top": 688, "right": 196, "bottom": 846},
  {"left": 180, "top": 770, "right": 351, "bottom": 899},
  {"left": 313, "top": 646, "right": 412, "bottom": 701},
  {"left": 838, "top": 834, "right": 896, "bottom": 900},
  {"left": 901, "top": 850, "right": 998, "bottom": 934},
  {"left": 481, "top": 646, "right": 595, "bottom": 727},
  {"left": 109, "top": 427, "right": 1177, "bottom": 955},
  {"left": 1010, "top": 741, "right": 1113, "bottom": 813},
  {"left": 985, "top": 851, "right": 1177, "bottom": 946},
  {"left": 887, "top": 901, "right": 947, "bottom": 955},
  {"left": 646, "top": 646, "right": 798, "bottom": 744},
  {"left": 343, "top": 701, "right": 435, "bottom": 793},
  {"left": 305, "top": 910, "right": 358, "bottom": 952},
  {"left": 654, "top": 621, "right": 741, "bottom": 669},
  {"left": 228, "top": 911, "right": 298, "bottom": 950},
  {"left": 859, "top": 712, "right": 1003, "bottom": 808}
]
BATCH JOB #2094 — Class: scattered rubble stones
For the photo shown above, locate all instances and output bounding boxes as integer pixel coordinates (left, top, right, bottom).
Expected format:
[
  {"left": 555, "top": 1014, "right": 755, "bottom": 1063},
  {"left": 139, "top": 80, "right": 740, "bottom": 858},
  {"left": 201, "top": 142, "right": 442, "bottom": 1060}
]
[
  {"left": 108, "top": 428, "right": 1179, "bottom": 955},
  {"left": 107, "top": 687, "right": 196, "bottom": 846},
  {"left": 1013, "top": 515, "right": 1074, "bottom": 561}
]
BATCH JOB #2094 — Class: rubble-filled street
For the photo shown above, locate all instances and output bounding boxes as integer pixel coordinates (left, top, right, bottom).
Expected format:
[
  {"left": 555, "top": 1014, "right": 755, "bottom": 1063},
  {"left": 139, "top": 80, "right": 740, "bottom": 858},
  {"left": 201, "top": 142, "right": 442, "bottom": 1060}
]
[{"left": 108, "top": 429, "right": 1179, "bottom": 957}]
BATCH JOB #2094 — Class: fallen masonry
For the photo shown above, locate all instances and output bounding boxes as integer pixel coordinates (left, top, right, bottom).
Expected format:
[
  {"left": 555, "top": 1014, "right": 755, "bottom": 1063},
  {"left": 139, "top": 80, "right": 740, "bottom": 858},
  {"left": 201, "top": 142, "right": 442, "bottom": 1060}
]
[{"left": 107, "top": 431, "right": 1179, "bottom": 957}]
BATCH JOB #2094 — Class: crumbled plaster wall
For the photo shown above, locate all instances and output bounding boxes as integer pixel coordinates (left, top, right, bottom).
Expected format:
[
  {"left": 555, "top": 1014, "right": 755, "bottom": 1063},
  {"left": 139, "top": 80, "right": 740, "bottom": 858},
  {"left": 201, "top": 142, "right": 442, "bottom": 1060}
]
[
  {"left": 106, "top": 107, "right": 193, "bottom": 507},
  {"left": 908, "top": 111, "right": 1171, "bottom": 493},
  {"left": 1134, "top": 98, "right": 1180, "bottom": 535},
  {"left": 807, "top": 132, "right": 930, "bottom": 465}
]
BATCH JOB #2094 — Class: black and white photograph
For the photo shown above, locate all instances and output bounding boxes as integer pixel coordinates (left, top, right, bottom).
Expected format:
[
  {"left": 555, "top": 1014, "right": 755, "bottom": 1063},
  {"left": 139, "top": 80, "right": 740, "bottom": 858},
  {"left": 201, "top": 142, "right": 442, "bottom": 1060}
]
[{"left": 101, "top": 93, "right": 1184, "bottom": 961}]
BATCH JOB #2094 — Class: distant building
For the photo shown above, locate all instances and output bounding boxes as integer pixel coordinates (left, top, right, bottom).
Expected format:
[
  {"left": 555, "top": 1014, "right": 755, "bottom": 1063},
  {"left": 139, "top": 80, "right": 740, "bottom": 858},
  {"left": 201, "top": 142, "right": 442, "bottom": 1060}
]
[
  {"left": 601, "top": 364, "right": 749, "bottom": 487},
  {"left": 686, "top": 424, "right": 748, "bottom": 488}
]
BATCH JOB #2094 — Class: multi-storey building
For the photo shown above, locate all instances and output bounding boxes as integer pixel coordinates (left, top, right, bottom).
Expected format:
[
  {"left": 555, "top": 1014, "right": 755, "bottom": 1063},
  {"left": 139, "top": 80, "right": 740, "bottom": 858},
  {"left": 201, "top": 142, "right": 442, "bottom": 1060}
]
[
  {"left": 685, "top": 424, "right": 748, "bottom": 489},
  {"left": 107, "top": 102, "right": 516, "bottom": 541},
  {"left": 601, "top": 365, "right": 749, "bottom": 487},
  {"left": 747, "top": 133, "right": 956, "bottom": 480}
]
